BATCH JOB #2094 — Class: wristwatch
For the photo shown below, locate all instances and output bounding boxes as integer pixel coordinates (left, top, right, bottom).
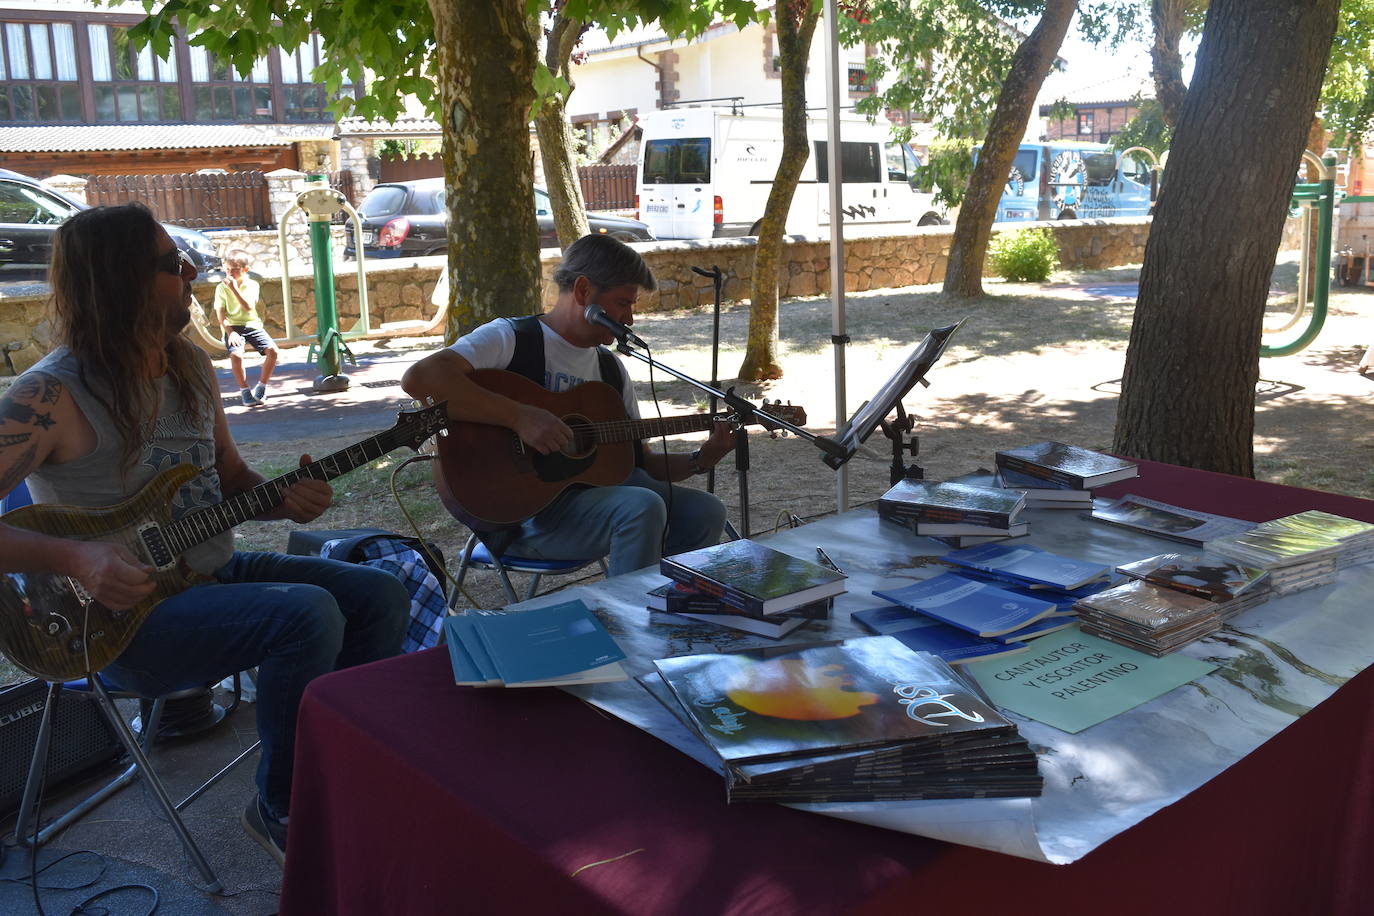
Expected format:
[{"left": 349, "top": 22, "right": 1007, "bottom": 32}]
[{"left": 688, "top": 448, "right": 711, "bottom": 475}]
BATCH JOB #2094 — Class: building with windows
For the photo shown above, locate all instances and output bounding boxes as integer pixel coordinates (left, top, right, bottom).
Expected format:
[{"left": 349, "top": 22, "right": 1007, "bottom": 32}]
[
  {"left": 1038, "top": 74, "right": 1152, "bottom": 144},
  {"left": 0, "top": 1, "right": 358, "bottom": 177}
]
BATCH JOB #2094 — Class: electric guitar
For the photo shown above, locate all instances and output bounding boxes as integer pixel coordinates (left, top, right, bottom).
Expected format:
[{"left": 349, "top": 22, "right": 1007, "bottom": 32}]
[
  {"left": 433, "top": 369, "right": 806, "bottom": 530},
  {"left": 0, "top": 402, "right": 448, "bottom": 682}
]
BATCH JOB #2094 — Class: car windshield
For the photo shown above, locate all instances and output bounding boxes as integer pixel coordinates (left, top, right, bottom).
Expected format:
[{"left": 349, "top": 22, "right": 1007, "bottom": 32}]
[
  {"left": 534, "top": 188, "right": 551, "bottom": 215},
  {"left": 359, "top": 186, "right": 410, "bottom": 218},
  {"left": 0, "top": 181, "right": 80, "bottom": 224}
]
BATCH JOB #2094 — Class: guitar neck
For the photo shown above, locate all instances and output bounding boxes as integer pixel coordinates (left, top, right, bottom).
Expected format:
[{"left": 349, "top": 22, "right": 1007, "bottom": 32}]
[
  {"left": 597, "top": 413, "right": 715, "bottom": 444},
  {"left": 164, "top": 426, "right": 410, "bottom": 553}
]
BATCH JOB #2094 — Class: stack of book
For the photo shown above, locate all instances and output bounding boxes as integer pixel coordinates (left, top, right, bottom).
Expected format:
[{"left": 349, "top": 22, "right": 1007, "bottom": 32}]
[
  {"left": 1204, "top": 510, "right": 1374, "bottom": 595},
  {"left": 647, "top": 581, "right": 832, "bottom": 639},
  {"left": 657, "top": 539, "right": 847, "bottom": 638},
  {"left": 444, "top": 599, "right": 628, "bottom": 687},
  {"left": 640, "top": 636, "right": 1043, "bottom": 803},
  {"left": 994, "top": 441, "right": 1139, "bottom": 506},
  {"left": 1115, "top": 552, "right": 1272, "bottom": 620},
  {"left": 940, "top": 542, "right": 1115, "bottom": 609},
  {"left": 850, "top": 603, "right": 1047, "bottom": 665},
  {"left": 1073, "top": 581, "right": 1221, "bottom": 656},
  {"left": 1090, "top": 494, "right": 1256, "bottom": 546},
  {"left": 870, "top": 567, "right": 1082, "bottom": 652},
  {"left": 878, "top": 477, "right": 1028, "bottom": 546}
]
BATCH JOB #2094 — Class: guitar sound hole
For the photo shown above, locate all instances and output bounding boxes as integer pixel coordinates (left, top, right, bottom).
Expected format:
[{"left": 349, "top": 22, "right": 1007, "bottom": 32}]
[{"left": 562, "top": 415, "right": 596, "bottom": 459}]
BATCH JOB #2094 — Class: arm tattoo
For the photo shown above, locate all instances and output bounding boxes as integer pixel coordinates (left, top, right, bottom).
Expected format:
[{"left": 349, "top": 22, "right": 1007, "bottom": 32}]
[
  {"left": 0, "top": 443, "right": 38, "bottom": 496},
  {"left": 0, "top": 373, "right": 61, "bottom": 434}
]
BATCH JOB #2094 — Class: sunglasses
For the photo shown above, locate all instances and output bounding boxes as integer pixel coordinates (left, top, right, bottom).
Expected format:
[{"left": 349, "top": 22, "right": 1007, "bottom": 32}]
[{"left": 154, "top": 248, "right": 195, "bottom": 277}]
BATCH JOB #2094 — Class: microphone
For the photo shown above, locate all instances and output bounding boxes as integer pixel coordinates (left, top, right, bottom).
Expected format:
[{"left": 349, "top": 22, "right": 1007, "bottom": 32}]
[{"left": 584, "top": 303, "right": 649, "bottom": 349}]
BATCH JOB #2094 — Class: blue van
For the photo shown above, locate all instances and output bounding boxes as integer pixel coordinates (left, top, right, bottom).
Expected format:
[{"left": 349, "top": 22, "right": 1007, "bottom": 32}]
[{"left": 977, "top": 141, "right": 1155, "bottom": 223}]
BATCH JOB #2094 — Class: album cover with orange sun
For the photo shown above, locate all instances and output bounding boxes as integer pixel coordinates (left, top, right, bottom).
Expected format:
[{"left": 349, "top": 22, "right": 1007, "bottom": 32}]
[{"left": 651, "top": 635, "right": 1018, "bottom": 764}]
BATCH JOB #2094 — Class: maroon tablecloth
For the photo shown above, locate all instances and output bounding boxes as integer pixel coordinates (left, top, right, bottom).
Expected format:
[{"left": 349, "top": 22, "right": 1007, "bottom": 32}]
[{"left": 279, "top": 460, "right": 1374, "bottom": 915}]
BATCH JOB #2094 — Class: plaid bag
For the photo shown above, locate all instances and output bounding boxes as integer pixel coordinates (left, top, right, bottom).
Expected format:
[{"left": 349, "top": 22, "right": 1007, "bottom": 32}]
[{"left": 322, "top": 534, "right": 448, "bottom": 653}]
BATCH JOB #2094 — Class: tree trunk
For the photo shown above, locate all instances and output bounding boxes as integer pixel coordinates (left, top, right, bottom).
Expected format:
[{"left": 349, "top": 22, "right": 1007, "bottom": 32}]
[
  {"left": 1150, "top": 0, "right": 1193, "bottom": 127},
  {"left": 942, "top": 0, "right": 1077, "bottom": 299},
  {"left": 738, "top": 1, "right": 820, "bottom": 382},
  {"left": 534, "top": 13, "right": 592, "bottom": 250},
  {"left": 1113, "top": 0, "right": 1339, "bottom": 476},
  {"left": 431, "top": 0, "right": 541, "bottom": 343}
]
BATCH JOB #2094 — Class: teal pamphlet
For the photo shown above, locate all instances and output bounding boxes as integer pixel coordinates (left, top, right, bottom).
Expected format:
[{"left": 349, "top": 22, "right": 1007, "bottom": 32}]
[{"left": 964, "top": 625, "right": 1216, "bottom": 734}]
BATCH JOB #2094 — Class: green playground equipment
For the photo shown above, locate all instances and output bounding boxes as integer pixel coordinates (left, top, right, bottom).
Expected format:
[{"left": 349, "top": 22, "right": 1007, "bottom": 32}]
[
  {"left": 276, "top": 174, "right": 369, "bottom": 392},
  {"left": 1260, "top": 151, "right": 1338, "bottom": 358}
]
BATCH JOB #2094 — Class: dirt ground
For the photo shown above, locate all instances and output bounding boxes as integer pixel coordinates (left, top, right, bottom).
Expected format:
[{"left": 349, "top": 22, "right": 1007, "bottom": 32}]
[{"left": 220, "top": 259, "right": 1373, "bottom": 611}]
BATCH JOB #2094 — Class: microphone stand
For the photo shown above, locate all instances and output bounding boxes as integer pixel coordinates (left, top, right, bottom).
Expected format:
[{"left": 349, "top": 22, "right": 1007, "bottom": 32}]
[
  {"left": 613, "top": 338, "right": 849, "bottom": 537},
  {"left": 690, "top": 264, "right": 752, "bottom": 536}
]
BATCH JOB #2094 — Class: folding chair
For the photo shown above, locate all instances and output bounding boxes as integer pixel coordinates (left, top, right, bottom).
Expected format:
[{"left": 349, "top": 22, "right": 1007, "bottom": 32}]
[
  {"left": 450, "top": 532, "right": 607, "bottom": 606},
  {"left": 13, "top": 672, "right": 259, "bottom": 894}
]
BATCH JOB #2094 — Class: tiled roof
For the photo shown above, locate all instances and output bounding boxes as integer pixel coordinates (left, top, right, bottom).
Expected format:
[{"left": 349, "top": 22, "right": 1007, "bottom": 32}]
[
  {"left": 1044, "top": 73, "right": 1156, "bottom": 109},
  {"left": 0, "top": 123, "right": 336, "bottom": 153},
  {"left": 336, "top": 115, "right": 443, "bottom": 137}
]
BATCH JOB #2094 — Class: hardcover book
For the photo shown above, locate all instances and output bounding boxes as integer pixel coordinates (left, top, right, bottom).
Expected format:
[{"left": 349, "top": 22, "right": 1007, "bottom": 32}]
[
  {"left": 1091, "top": 494, "right": 1256, "bottom": 546},
  {"left": 940, "top": 542, "right": 1112, "bottom": 592},
  {"left": 1115, "top": 552, "right": 1271, "bottom": 601},
  {"left": 912, "top": 521, "right": 1032, "bottom": 537},
  {"left": 994, "top": 441, "right": 1139, "bottom": 490},
  {"left": 646, "top": 582, "right": 832, "bottom": 620},
  {"left": 650, "top": 635, "right": 1018, "bottom": 764},
  {"left": 667, "top": 610, "right": 809, "bottom": 639},
  {"left": 995, "top": 469, "right": 1093, "bottom": 505},
  {"left": 445, "top": 600, "right": 628, "bottom": 687},
  {"left": 878, "top": 478, "right": 1027, "bottom": 529},
  {"left": 850, "top": 604, "right": 1031, "bottom": 665},
  {"left": 872, "top": 573, "right": 1060, "bottom": 637},
  {"left": 660, "top": 539, "right": 847, "bottom": 616}
]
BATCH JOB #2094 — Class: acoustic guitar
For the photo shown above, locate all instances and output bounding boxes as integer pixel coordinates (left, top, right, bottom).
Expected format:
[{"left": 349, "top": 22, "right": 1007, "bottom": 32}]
[
  {"left": 433, "top": 369, "right": 806, "bottom": 530},
  {"left": 0, "top": 402, "right": 448, "bottom": 682}
]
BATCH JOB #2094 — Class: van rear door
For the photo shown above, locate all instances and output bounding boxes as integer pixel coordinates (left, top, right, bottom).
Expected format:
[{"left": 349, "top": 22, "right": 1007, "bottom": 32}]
[
  {"left": 813, "top": 140, "right": 889, "bottom": 231},
  {"left": 640, "top": 136, "right": 713, "bottom": 239}
]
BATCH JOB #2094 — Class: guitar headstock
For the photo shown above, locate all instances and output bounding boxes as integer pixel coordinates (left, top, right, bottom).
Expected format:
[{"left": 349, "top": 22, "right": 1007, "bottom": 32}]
[
  {"left": 735, "top": 401, "right": 806, "bottom": 437},
  {"left": 395, "top": 400, "right": 450, "bottom": 450}
]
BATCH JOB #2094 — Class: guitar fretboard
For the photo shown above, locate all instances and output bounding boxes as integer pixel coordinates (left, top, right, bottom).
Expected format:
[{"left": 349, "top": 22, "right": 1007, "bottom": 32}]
[
  {"left": 583, "top": 414, "right": 716, "bottom": 445},
  {"left": 159, "top": 410, "right": 439, "bottom": 557}
]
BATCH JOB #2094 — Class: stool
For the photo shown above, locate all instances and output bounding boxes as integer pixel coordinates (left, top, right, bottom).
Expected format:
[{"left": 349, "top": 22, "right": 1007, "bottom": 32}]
[{"left": 451, "top": 532, "right": 607, "bottom": 606}]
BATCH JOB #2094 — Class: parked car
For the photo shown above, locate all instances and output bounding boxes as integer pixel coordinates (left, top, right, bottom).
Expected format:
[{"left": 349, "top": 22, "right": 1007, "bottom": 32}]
[
  {"left": 0, "top": 167, "right": 223, "bottom": 282},
  {"left": 343, "top": 178, "right": 654, "bottom": 258}
]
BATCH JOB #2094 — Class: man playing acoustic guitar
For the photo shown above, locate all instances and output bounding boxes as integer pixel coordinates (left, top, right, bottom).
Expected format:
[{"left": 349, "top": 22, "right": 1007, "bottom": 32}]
[
  {"left": 402, "top": 234, "right": 735, "bottom": 577},
  {"left": 0, "top": 204, "right": 409, "bottom": 866}
]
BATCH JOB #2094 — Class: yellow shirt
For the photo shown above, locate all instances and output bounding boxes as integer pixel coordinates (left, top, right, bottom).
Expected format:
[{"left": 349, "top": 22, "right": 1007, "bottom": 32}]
[{"left": 214, "top": 276, "right": 262, "bottom": 329}]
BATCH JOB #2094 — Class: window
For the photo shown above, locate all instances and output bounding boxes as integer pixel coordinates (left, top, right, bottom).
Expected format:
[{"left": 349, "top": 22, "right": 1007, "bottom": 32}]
[
  {"left": 0, "top": 179, "right": 79, "bottom": 224},
  {"left": 812, "top": 141, "right": 882, "bottom": 184},
  {"left": 88, "top": 23, "right": 182, "bottom": 122},
  {"left": 1077, "top": 112, "right": 1094, "bottom": 136},
  {"left": 642, "top": 138, "right": 712, "bottom": 184},
  {"left": 0, "top": 22, "right": 82, "bottom": 123},
  {"left": 186, "top": 31, "right": 274, "bottom": 122},
  {"left": 848, "top": 67, "right": 873, "bottom": 93}
]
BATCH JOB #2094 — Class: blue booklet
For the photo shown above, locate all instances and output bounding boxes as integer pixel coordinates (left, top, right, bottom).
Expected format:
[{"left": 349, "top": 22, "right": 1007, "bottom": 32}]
[
  {"left": 453, "top": 600, "right": 628, "bottom": 687},
  {"left": 443, "top": 616, "right": 502, "bottom": 686},
  {"left": 850, "top": 604, "right": 1030, "bottom": 664},
  {"left": 941, "top": 543, "right": 1112, "bottom": 592},
  {"left": 872, "top": 573, "right": 1060, "bottom": 637}
]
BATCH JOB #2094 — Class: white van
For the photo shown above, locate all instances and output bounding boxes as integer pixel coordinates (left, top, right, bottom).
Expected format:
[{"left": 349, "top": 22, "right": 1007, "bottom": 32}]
[{"left": 636, "top": 106, "right": 946, "bottom": 240}]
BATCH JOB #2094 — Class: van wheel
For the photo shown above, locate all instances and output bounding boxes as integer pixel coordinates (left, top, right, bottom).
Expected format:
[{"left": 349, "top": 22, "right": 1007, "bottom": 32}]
[
  {"left": 1056, "top": 208, "right": 1078, "bottom": 220},
  {"left": 917, "top": 213, "right": 946, "bottom": 227}
]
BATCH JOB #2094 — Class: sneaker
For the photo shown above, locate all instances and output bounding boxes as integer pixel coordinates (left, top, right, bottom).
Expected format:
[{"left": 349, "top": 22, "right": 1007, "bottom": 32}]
[
  {"left": 241, "top": 795, "right": 287, "bottom": 866},
  {"left": 239, "top": 388, "right": 260, "bottom": 407},
  {"left": 252, "top": 382, "right": 268, "bottom": 404}
]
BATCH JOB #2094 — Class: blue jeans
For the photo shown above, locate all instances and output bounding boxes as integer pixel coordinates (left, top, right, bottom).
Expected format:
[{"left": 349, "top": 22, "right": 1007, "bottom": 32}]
[
  {"left": 102, "top": 552, "right": 409, "bottom": 820},
  {"left": 508, "top": 468, "right": 727, "bottom": 577}
]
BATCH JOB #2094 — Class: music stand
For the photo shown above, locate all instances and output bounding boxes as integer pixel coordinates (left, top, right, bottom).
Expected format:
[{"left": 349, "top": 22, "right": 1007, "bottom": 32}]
[{"left": 820, "top": 319, "right": 966, "bottom": 483}]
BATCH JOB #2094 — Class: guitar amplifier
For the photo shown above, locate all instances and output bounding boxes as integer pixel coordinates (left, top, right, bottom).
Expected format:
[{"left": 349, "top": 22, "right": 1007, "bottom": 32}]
[{"left": 0, "top": 679, "right": 123, "bottom": 816}]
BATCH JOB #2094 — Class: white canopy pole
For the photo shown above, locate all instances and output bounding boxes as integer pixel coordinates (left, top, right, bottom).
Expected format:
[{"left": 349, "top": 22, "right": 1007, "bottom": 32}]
[{"left": 822, "top": 0, "right": 849, "bottom": 512}]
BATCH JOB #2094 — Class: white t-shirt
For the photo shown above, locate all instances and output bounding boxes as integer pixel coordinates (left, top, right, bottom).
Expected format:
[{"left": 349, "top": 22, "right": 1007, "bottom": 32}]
[{"left": 450, "top": 318, "right": 640, "bottom": 419}]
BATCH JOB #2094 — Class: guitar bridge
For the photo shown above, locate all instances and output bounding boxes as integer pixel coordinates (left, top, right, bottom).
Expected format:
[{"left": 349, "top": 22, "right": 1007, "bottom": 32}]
[{"left": 137, "top": 523, "right": 176, "bottom": 570}]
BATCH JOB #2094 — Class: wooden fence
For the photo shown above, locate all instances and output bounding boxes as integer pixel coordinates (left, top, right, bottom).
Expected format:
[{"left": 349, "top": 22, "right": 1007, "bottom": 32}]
[
  {"left": 85, "top": 171, "right": 272, "bottom": 231},
  {"left": 378, "top": 152, "right": 444, "bottom": 184},
  {"left": 578, "top": 163, "right": 636, "bottom": 211}
]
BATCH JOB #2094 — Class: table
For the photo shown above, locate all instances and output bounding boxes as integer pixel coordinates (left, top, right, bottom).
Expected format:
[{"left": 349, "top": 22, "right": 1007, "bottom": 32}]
[{"left": 280, "top": 461, "right": 1374, "bottom": 915}]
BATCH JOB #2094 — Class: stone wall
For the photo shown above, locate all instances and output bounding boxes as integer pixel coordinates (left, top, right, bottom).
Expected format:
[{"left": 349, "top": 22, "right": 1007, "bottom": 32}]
[{"left": 0, "top": 219, "right": 1152, "bottom": 372}]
